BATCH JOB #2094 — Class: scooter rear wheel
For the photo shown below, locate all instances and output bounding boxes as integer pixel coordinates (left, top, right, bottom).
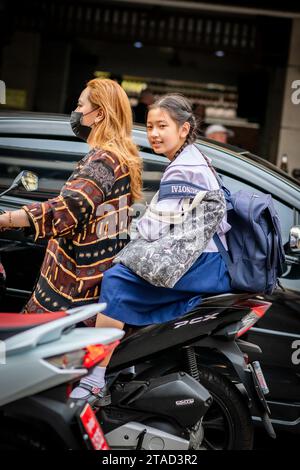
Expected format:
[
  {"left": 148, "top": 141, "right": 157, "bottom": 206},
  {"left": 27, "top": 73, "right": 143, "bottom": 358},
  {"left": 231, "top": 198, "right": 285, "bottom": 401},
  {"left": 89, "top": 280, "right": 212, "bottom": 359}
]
[{"left": 193, "top": 366, "right": 254, "bottom": 450}]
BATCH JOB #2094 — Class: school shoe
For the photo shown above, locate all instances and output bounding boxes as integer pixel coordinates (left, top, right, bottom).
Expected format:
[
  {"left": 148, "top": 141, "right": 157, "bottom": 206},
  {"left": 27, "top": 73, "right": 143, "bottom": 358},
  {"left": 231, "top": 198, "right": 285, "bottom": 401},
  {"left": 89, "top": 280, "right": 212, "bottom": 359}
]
[{"left": 69, "top": 383, "right": 111, "bottom": 407}]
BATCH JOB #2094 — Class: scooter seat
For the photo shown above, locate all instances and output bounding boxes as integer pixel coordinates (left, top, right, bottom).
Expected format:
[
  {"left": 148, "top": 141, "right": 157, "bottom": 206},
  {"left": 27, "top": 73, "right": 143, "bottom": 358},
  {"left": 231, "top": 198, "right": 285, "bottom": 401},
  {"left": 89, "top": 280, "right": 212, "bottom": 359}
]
[
  {"left": 201, "top": 292, "right": 254, "bottom": 305},
  {"left": 0, "top": 312, "right": 67, "bottom": 340},
  {"left": 123, "top": 292, "right": 254, "bottom": 337}
]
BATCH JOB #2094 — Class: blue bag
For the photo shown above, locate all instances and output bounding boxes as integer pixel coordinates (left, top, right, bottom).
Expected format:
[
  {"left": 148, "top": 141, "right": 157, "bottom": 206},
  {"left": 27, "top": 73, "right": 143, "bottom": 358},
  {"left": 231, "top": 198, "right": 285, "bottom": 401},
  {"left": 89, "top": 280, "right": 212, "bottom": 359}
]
[{"left": 213, "top": 179, "right": 286, "bottom": 294}]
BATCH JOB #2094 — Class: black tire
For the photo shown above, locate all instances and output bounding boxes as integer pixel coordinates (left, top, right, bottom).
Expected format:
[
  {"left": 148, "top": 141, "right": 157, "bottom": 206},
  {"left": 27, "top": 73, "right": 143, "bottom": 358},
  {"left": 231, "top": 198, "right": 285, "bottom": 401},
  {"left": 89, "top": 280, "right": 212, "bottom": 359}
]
[{"left": 194, "top": 367, "right": 254, "bottom": 450}]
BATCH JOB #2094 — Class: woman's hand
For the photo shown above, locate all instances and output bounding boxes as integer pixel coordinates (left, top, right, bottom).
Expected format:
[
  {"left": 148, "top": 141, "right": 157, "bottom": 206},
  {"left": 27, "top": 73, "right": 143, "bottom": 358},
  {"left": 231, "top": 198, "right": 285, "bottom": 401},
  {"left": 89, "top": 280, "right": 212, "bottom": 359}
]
[
  {"left": 0, "top": 210, "right": 30, "bottom": 231},
  {"left": 0, "top": 213, "right": 10, "bottom": 231}
]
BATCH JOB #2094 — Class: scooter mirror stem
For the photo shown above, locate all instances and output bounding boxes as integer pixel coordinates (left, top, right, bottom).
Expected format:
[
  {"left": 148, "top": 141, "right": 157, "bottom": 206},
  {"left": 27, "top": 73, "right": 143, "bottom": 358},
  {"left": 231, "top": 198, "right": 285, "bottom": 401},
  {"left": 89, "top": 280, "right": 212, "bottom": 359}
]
[
  {"left": 0, "top": 183, "right": 19, "bottom": 198},
  {"left": 0, "top": 170, "right": 39, "bottom": 198}
]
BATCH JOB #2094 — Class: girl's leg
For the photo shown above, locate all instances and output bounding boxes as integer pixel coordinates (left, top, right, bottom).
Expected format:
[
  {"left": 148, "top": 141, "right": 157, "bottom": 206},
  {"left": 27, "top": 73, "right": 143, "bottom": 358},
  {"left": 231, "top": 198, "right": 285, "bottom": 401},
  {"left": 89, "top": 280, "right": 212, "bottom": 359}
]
[
  {"left": 95, "top": 312, "right": 124, "bottom": 329},
  {"left": 69, "top": 313, "right": 124, "bottom": 401},
  {"left": 95, "top": 313, "right": 124, "bottom": 366}
]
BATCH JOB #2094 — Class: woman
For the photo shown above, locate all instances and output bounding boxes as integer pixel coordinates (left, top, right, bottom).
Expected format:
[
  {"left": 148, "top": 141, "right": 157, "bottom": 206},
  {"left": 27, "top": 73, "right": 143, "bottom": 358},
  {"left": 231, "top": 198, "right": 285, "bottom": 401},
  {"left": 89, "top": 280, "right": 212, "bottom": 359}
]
[
  {"left": 70, "top": 93, "right": 232, "bottom": 403},
  {"left": 0, "top": 78, "right": 142, "bottom": 317}
]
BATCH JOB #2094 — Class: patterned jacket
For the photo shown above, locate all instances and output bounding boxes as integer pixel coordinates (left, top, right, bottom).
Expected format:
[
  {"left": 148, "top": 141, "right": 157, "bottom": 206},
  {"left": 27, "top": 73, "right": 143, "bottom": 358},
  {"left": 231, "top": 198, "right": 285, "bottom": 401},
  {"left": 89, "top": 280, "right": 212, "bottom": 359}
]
[{"left": 22, "top": 147, "right": 131, "bottom": 314}]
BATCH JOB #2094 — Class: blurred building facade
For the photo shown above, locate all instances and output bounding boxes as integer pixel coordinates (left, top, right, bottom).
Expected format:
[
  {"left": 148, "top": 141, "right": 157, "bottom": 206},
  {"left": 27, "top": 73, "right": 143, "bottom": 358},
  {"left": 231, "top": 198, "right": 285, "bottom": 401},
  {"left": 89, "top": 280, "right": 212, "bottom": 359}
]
[{"left": 0, "top": 0, "right": 299, "bottom": 175}]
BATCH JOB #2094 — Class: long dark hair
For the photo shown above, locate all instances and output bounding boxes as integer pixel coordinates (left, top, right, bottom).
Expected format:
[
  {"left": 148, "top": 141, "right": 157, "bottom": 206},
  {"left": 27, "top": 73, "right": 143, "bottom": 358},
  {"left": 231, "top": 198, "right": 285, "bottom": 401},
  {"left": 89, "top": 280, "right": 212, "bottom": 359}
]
[{"left": 148, "top": 93, "right": 198, "bottom": 144}]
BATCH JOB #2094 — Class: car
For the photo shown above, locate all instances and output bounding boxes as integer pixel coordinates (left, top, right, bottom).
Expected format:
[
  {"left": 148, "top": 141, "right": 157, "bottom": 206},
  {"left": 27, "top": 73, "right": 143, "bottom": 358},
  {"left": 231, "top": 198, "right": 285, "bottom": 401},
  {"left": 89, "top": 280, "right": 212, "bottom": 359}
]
[{"left": 0, "top": 111, "right": 299, "bottom": 433}]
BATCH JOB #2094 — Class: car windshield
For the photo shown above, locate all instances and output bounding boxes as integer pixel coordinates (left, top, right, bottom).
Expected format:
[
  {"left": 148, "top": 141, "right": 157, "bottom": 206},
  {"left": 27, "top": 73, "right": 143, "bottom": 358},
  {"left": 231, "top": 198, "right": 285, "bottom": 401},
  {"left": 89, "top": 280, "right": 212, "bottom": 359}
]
[
  {"left": 195, "top": 136, "right": 300, "bottom": 190},
  {"left": 135, "top": 122, "right": 300, "bottom": 189}
]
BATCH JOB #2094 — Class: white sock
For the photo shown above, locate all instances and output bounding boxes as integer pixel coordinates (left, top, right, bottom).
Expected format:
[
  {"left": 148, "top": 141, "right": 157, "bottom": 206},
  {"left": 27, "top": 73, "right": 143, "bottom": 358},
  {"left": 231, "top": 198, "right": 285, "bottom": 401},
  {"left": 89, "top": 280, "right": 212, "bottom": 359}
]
[{"left": 70, "top": 366, "right": 106, "bottom": 399}]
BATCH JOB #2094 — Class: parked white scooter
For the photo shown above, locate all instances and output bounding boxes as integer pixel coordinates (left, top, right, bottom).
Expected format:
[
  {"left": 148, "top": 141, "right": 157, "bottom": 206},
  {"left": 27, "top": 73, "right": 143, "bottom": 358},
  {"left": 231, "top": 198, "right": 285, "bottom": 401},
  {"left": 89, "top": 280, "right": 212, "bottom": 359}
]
[
  {"left": 0, "top": 304, "right": 124, "bottom": 449},
  {"left": 0, "top": 171, "right": 124, "bottom": 449}
]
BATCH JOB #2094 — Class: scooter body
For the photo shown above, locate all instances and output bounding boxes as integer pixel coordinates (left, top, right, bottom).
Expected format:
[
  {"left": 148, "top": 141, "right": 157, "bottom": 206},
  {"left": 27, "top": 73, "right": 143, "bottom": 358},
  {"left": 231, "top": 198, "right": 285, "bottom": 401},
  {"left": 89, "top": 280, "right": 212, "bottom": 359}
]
[{"left": 98, "top": 293, "right": 275, "bottom": 450}]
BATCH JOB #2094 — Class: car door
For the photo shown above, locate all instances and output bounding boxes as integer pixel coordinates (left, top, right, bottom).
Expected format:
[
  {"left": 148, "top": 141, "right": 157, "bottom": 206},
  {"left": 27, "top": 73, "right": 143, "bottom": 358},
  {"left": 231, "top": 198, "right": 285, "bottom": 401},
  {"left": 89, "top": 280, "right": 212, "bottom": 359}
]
[{"left": 206, "top": 160, "right": 300, "bottom": 423}]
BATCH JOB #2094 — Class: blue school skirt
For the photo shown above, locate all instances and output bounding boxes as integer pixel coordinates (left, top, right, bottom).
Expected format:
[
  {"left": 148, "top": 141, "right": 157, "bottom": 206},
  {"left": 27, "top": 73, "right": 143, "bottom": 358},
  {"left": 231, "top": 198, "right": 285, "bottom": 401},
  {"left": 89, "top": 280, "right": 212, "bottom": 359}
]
[{"left": 99, "top": 252, "right": 232, "bottom": 326}]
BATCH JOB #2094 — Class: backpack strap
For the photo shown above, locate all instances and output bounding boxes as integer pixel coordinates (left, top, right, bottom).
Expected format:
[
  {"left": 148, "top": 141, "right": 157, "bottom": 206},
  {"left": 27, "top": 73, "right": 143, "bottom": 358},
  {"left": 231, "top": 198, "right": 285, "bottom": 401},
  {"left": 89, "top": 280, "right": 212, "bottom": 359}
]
[
  {"left": 146, "top": 189, "right": 207, "bottom": 225},
  {"left": 213, "top": 233, "right": 234, "bottom": 271},
  {"left": 200, "top": 150, "right": 234, "bottom": 265},
  {"left": 201, "top": 153, "right": 223, "bottom": 186},
  {"left": 200, "top": 151, "right": 233, "bottom": 210}
]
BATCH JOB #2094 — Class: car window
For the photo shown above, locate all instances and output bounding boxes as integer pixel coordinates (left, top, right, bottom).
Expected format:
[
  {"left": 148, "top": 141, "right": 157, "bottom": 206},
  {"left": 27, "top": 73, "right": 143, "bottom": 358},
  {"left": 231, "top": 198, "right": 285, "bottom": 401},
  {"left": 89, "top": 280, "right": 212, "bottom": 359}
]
[
  {"left": 0, "top": 137, "right": 88, "bottom": 200},
  {"left": 195, "top": 143, "right": 297, "bottom": 245},
  {"left": 140, "top": 150, "right": 168, "bottom": 203}
]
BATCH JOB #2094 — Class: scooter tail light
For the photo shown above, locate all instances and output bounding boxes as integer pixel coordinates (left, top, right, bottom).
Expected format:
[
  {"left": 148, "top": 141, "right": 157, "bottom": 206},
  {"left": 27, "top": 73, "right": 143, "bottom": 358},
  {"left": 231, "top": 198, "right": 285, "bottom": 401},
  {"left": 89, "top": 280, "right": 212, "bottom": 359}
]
[
  {"left": 83, "top": 340, "right": 119, "bottom": 369},
  {"left": 46, "top": 349, "right": 86, "bottom": 369},
  {"left": 45, "top": 340, "right": 119, "bottom": 370},
  {"left": 236, "top": 301, "right": 272, "bottom": 338}
]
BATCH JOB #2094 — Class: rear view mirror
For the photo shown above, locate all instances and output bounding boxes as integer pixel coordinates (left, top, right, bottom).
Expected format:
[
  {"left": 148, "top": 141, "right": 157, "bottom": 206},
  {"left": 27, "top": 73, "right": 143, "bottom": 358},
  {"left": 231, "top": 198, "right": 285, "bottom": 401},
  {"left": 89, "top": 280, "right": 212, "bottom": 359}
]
[
  {"left": 0, "top": 170, "right": 38, "bottom": 198},
  {"left": 289, "top": 226, "right": 300, "bottom": 254},
  {"left": 20, "top": 171, "right": 38, "bottom": 192}
]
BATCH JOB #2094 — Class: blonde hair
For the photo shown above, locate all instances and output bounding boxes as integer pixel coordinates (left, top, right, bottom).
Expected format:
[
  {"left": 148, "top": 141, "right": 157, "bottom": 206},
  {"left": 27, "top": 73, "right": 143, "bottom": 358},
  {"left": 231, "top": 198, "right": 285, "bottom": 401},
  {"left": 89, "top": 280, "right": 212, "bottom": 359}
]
[{"left": 86, "top": 78, "right": 142, "bottom": 201}]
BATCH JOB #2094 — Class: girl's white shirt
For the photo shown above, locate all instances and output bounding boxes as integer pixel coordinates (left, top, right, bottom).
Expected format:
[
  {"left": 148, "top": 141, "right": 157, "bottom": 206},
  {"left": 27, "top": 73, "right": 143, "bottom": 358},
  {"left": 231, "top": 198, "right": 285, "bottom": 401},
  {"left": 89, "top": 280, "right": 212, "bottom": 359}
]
[{"left": 137, "top": 144, "right": 231, "bottom": 251}]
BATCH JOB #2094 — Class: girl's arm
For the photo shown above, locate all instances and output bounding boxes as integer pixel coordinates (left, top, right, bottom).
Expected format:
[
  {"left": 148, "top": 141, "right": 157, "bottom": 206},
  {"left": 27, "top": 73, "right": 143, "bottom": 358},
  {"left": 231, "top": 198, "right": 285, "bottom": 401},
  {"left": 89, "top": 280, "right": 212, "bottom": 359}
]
[{"left": 137, "top": 164, "right": 206, "bottom": 241}]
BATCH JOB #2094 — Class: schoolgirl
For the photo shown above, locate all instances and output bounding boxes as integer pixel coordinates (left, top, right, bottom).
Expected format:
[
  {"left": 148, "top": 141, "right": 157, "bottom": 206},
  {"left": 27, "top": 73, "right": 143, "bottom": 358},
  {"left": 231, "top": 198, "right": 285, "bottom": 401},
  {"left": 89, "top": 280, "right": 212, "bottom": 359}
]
[{"left": 70, "top": 93, "right": 232, "bottom": 403}]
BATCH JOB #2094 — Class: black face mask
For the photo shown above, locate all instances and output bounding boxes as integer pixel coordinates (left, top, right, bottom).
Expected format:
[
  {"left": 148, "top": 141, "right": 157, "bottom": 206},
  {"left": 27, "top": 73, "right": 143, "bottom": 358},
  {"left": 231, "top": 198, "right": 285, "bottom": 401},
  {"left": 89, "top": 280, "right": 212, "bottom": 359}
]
[{"left": 70, "top": 110, "right": 96, "bottom": 141}]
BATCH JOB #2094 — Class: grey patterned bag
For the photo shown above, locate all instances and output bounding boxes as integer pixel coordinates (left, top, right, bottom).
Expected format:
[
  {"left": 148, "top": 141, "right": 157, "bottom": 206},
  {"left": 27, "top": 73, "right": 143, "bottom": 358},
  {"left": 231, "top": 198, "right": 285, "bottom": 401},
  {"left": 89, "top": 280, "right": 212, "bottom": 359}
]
[{"left": 113, "top": 189, "right": 226, "bottom": 288}]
